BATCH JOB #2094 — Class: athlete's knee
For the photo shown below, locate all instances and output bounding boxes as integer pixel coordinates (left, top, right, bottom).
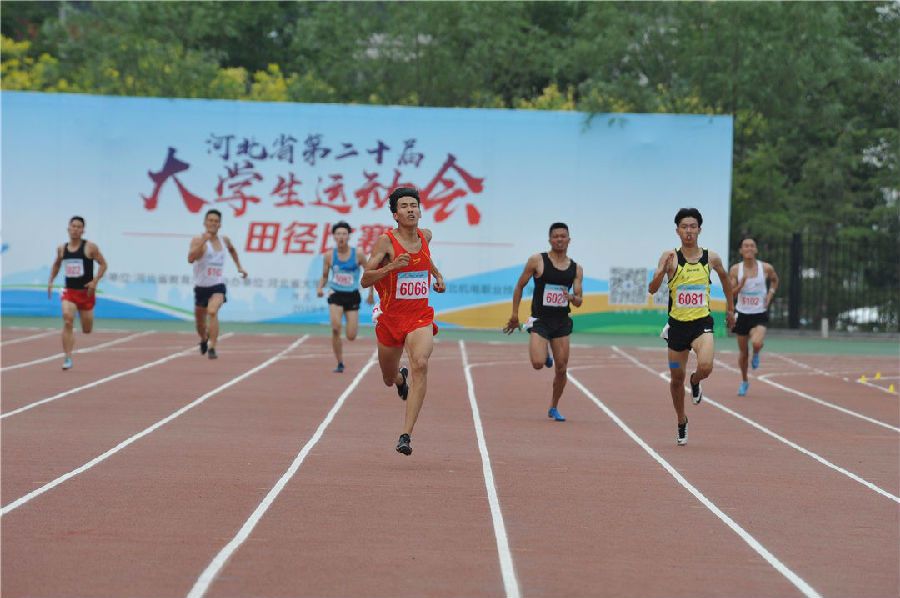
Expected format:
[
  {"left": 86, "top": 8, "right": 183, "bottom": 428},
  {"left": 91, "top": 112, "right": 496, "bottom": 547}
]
[
  {"left": 752, "top": 340, "right": 764, "bottom": 352},
  {"left": 82, "top": 323, "right": 93, "bottom": 334},
  {"left": 696, "top": 361, "right": 714, "bottom": 378},
  {"left": 331, "top": 326, "right": 341, "bottom": 337},
  {"left": 346, "top": 331, "right": 357, "bottom": 341},
  {"left": 62, "top": 313, "right": 75, "bottom": 327},
  {"left": 382, "top": 373, "right": 396, "bottom": 387},
  {"left": 530, "top": 359, "right": 544, "bottom": 370},
  {"left": 409, "top": 354, "right": 428, "bottom": 374},
  {"left": 669, "top": 368, "right": 685, "bottom": 384},
  {"left": 554, "top": 360, "right": 568, "bottom": 375}
]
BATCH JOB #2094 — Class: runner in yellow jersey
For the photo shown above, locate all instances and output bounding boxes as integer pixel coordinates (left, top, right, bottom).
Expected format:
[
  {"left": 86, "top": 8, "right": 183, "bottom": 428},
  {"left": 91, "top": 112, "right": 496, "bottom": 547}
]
[{"left": 648, "top": 208, "right": 734, "bottom": 446}]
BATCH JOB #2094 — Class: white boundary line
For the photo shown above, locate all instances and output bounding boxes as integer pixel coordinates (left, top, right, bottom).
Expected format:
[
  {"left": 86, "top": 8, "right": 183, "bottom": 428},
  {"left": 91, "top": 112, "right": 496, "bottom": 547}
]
[
  {"left": 0, "top": 333, "right": 235, "bottom": 420},
  {"left": 186, "top": 351, "right": 377, "bottom": 598},
  {"left": 769, "top": 352, "right": 898, "bottom": 396},
  {"left": 612, "top": 347, "right": 900, "bottom": 504},
  {"left": 460, "top": 341, "right": 521, "bottom": 598},
  {"left": 0, "top": 335, "right": 309, "bottom": 517},
  {"left": 565, "top": 371, "right": 823, "bottom": 598},
  {"left": 713, "top": 359, "right": 900, "bottom": 432},
  {"left": 0, "top": 331, "right": 154, "bottom": 372},
  {"left": 1, "top": 330, "right": 57, "bottom": 346}
]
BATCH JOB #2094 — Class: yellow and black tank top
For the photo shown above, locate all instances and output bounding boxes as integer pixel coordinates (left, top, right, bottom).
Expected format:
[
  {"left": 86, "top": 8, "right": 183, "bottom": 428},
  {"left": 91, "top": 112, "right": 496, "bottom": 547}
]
[{"left": 668, "top": 248, "right": 711, "bottom": 322}]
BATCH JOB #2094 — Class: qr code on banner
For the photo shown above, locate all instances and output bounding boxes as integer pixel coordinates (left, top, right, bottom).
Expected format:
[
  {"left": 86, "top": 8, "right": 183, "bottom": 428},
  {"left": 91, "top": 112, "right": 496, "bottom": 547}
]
[{"left": 609, "top": 267, "right": 648, "bottom": 305}]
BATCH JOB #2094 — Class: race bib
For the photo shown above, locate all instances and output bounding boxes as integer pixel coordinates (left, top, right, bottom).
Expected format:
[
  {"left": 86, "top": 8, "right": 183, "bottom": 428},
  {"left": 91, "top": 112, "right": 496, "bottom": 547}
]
[
  {"left": 206, "top": 266, "right": 223, "bottom": 278},
  {"left": 332, "top": 271, "right": 355, "bottom": 287},
  {"left": 396, "top": 270, "right": 430, "bottom": 300},
  {"left": 63, "top": 259, "right": 84, "bottom": 278},
  {"left": 739, "top": 292, "right": 764, "bottom": 308},
  {"left": 675, "top": 284, "right": 707, "bottom": 308},
  {"left": 542, "top": 284, "right": 569, "bottom": 307}
]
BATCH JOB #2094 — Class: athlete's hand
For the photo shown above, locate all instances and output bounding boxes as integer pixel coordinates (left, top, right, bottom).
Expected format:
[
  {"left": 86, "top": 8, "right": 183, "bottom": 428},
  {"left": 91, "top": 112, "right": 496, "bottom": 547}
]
[
  {"left": 390, "top": 253, "right": 411, "bottom": 270},
  {"left": 433, "top": 275, "right": 446, "bottom": 293},
  {"left": 238, "top": 268, "right": 248, "bottom": 279},
  {"left": 665, "top": 250, "right": 677, "bottom": 270},
  {"left": 726, "top": 310, "right": 736, "bottom": 329},
  {"left": 316, "top": 288, "right": 324, "bottom": 298},
  {"left": 85, "top": 280, "right": 98, "bottom": 296},
  {"left": 366, "top": 292, "right": 375, "bottom": 305},
  {"left": 503, "top": 315, "right": 520, "bottom": 335},
  {"left": 47, "top": 283, "right": 53, "bottom": 299},
  {"left": 202, "top": 232, "right": 213, "bottom": 242}
]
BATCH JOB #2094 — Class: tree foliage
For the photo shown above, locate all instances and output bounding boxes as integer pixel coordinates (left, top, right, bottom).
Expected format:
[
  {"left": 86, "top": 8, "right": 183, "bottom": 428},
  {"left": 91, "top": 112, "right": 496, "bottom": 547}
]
[{"left": 2, "top": 1, "right": 896, "bottom": 244}]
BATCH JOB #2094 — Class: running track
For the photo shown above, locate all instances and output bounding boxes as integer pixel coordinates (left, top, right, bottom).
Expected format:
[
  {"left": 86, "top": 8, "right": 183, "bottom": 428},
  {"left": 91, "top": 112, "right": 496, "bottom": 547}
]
[{"left": 1, "top": 329, "right": 897, "bottom": 597}]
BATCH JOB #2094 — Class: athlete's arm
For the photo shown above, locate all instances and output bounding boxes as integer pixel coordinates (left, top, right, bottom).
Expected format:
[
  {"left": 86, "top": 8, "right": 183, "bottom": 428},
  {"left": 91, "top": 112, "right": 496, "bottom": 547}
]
[
  {"left": 648, "top": 250, "right": 676, "bottom": 294},
  {"left": 187, "top": 234, "right": 209, "bottom": 263},
  {"left": 503, "top": 254, "right": 539, "bottom": 333},
  {"left": 710, "top": 251, "right": 735, "bottom": 328},
  {"left": 764, "top": 262, "right": 780, "bottom": 308},
  {"left": 223, "top": 236, "right": 248, "bottom": 278},
  {"left": 569, "top": 264, "right": 584, "bottom": 308},
  {"left": 84, "top": 242, "right": 108, "bottom": 295},
  {"left": 728, "top": 264, "right": 743, "bottom": 308},
  {"left": 357, "top": 250, "right": 375, "bottom": 303},
  {"left": 361, "top": 235, "right": 408, "bottom": 288},
  {"left": 316, "top": 252, "right": 332, "bottom": 298},
  {"left": 48, "top": 245, "right": 63, "bottom": 299}
]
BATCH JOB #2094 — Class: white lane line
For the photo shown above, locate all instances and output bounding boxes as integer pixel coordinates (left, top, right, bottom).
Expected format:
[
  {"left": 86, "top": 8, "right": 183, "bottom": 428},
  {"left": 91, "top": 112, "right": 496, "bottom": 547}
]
[
  {"left": 0, "top": 335, "right": 309, "bottom": 517},
  {"left": 1, "top": 330, "right": 57, "bottom": 346},
  {"left": 770, "top": 352, "right": 898, "bottom": 396},
  {"left": 1, "top": 331, "right": 154, "bottom": 372},
  {"left": 460, "top": 341, "right": 521, "bottom": 598},
  {"left": 613, "top": 347, "right": 900, "bottom": 504},
  {"left": 1, "top": 333, "right": 235, "bottom": 420},
  {"left": 566, "top": 371, "right": 823, "bottom": 598},
  {"left": 187, "top": 352, "right": 378, "bottom": 598},
  {"left": 714, "top": 359, "right": 899, "bottom": 433}
]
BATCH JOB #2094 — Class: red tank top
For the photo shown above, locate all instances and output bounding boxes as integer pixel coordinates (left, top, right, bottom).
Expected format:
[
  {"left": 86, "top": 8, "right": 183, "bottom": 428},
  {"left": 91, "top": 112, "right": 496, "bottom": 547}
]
[{"left": 375, "top": 229, "right": 432, "bottom": 317}]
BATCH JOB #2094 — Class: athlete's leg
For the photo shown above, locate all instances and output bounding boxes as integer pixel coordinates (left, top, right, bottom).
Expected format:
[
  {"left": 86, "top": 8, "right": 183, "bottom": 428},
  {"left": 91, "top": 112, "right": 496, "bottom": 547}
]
[
  {"left": 377, "top": 342, "right": 405, "bottom": 387},
  {"left": 548, "top": 335, "right": 570, "bottom": 409},
  {"left": 750, "top": 324, "right": 767, "bottom": 362},
  {"left": 401, "top": 325, "right": 435, "bottom": 435},
  {"left": 194, "top": 306, "right": 208, "bottom": 342},
  {"left": 61, "top": 300, "right": 77, "bottom": 356},
  {"left": 528, "top": 331, "right": 550, "bottom": 370},
  {"left": 668, "top": 348, "right": 690, "bottom": 424},
  {"left": 206, "top": 294, "right": 225, "bottom": 349},
  {"left": 345, "top": 309, "right": 359, "bottom": 341},
  {"left": 737, "top": 334, "right": 750, "bottom": 382},
  {"left": 79, "top": 308, "right": 94, "bottom": 334},
  {"left": 690, "top": 332, "right": 715, "bottom": 383},
  {"left": 329, "top": 304, "right": 345, "bottom": 365}
]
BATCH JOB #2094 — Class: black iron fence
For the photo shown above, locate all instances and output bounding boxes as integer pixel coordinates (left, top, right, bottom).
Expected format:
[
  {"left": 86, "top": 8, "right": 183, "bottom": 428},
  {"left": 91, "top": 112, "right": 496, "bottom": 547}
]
[{"left": 730, "top": 233, "right": 899, "bottom": 333}]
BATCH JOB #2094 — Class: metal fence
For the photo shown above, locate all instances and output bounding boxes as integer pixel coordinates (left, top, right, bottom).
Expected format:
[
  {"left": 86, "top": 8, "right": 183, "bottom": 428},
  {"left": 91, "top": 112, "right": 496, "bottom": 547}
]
[{"left": 730, "top": 233, "right": 899, "bottom": 333}]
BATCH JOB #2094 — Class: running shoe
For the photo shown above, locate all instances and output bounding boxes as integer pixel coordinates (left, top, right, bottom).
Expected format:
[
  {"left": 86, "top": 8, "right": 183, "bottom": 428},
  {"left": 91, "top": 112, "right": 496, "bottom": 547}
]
[
  {"left": 199, "top": 338, "right": 208, "bottom": 355},
  {"left": 751, "top": 352, "right": 760, "bottom": 370},
  {"left": 208, "top": 347, "right": 218, "bottom": 360},
  {"left": 544, "top": 354, "right": 553, "bottom": 368},
  {"left": 690, "top": 372, "right": 703, "bottom": 405},
  {"left": 677, "top": 418, "right": 689, "bottom": 446},
  {"left": 397, "top": 367, "right": 409, "bottom": 400},
  {"left": 548, "top": 407, "right": 566, "bottom": 421},
  {"left": 738, "top": 381, "right": 749, "bottom": 396},
  {"left": 334, "top": 362, "right": 345, "bottom": 373},
  {"left": 62, "top": 356, "right": 73, "bottom": 370},
  {"left": 396, "top": 433, "right": 412, "bottom": 455}
]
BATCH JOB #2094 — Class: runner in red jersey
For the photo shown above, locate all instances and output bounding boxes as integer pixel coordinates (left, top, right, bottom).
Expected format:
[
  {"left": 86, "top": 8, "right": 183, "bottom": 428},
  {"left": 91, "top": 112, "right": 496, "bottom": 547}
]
[{"left": 361, "top": 187, "right": 446, "bottom": 456}]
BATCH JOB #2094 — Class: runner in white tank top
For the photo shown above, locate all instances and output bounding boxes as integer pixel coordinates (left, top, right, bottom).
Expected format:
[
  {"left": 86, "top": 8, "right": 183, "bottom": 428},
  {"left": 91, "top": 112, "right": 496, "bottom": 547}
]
[
  {"left": 187, "top": 209, "right": 248, "bottom": 359},
  {"left": 728, "top": 237, "right": 780, "bottom": 396}
]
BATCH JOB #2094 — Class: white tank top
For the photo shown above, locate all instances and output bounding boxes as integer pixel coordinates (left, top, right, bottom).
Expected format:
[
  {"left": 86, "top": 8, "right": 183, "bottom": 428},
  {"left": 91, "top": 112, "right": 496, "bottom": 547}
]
[
  {"left": 736, "top": 261, "right": 767, "bottom": 314},
  {"left": 193, "top": 239, "right": 226, "bottom": 287}
]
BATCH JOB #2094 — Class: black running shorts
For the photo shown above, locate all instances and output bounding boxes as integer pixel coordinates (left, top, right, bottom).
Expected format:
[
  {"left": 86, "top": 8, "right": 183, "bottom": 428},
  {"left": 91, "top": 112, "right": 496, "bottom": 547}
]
[
  {"left": 327, "top": 290, "right": 362, "bottom": 311},
  {"left": 732, "top": 311, "right": 769, "bottom": 336},
  {"left": 666, "top": 315, "right": 714, "bottom": 352}
]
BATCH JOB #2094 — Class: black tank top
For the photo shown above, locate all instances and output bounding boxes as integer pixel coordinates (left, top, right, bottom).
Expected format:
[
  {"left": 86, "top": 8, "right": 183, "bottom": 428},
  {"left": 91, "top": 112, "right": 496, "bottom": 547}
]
[
  {"left": 531, "top": 252, "right": 577, "bottom": 320},
  {"left": 62, "top": 240, "right": 94, "bottom": 289}
]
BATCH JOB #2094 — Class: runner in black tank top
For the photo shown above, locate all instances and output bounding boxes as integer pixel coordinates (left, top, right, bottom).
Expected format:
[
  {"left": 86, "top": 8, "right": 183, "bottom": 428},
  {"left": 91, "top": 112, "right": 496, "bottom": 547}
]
[
  {"left": 504, "top": 223, "right": 584, "bottom": 422},
  {"left": 47, "top": 216, "right": 108, "bottom": 370}
]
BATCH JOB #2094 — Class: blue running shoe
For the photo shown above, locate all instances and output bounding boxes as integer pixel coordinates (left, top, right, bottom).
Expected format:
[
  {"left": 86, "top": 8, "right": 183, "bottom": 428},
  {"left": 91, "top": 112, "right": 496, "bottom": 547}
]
[
  {"left": 62, "top": 357, "right": 73, "bottom": 370},
  {"left": 751, "top": 353, "right": 760, "bottom": 370},
  {"left": 548, "top": 407, "right": 566, "bottom": 422},
  {"left": 334, "top": 362, "right": 345, "bottom": 373},
  {"left": 738, "top": 381, "right": 749, "bottom": 396},
  {"left": 544, "top": 354, "right": 553, "bottom": 368}
]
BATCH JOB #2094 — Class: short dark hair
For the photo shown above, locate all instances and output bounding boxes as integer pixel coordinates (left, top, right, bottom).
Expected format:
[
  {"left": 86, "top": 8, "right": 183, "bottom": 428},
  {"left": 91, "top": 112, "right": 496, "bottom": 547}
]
[
  {"left": 739, "top": 236, "right": 757, "bottom": 247},
  {"left": 332, "top": 221, "right": 352, "bottom": 234},
  {"left": 205, "top": 209, "right": 222, "bottom": 220},
  {"left": 549, "top": 222, "right": 569, "bottom": 236},
  {"left": 674, "top": 208, "right": 703, "bottom": 227},
  {"left": 69, "top": 216, "right": 85, "bottom": 226},
  {"left": 388, "top": 187, "right": 420, "bottom": 213}
]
